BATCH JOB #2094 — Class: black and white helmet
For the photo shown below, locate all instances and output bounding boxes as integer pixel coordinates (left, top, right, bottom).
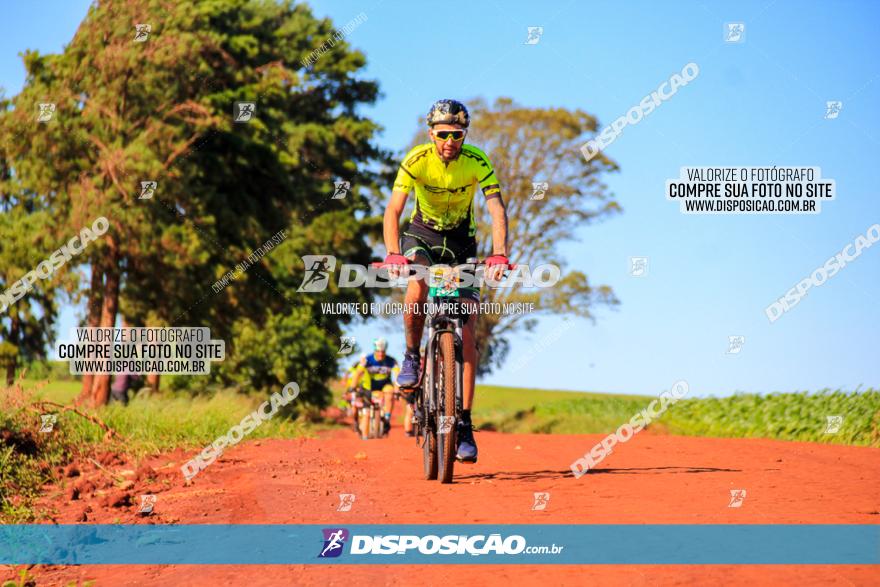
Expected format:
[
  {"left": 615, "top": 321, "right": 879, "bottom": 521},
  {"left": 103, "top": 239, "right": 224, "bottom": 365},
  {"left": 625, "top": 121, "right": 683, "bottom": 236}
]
[{"left": 426, "top": 99, "right": 470, "bottom": 127}]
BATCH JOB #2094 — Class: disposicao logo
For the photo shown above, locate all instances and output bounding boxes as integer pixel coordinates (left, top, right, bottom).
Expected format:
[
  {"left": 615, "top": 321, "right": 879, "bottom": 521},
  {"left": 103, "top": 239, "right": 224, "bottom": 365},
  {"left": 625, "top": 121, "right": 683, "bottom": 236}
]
[{"left": 318, "top": 528, "right": 349, "bottom": 558}]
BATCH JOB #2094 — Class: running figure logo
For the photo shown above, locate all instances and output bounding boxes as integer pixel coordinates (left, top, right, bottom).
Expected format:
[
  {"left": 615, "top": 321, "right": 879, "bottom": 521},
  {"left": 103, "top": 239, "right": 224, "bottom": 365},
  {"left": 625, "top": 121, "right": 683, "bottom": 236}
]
[
  {"left": 525, "top": 26, "right": 544, "bottom": 45},
  {"left": 337, "top": 494, "right": 356, "bottom": 512},
  {"left": 234, "top": 102, "right": 256, "bottom": 123},
  {"left": 629, "top": 257, "right": 648, "bottom": 277},
  {"left": 337, "top": 336, "right": 356, "bottom": 355},
  {"left": 824, "top": 101, "right": 843, "bottom": 119},
  {"left": 530, "top": 182, "right": 549, "bottom": 201},
  {"left": 39, "top": 414, "right": 57, "bottom": 433},
  {"left": 318, "top": 528, "right": 350, "bottom": 558},
  {"left": 728, "top": 489, "right": 747, "bottom": 508},
  {"left": 438, "top": 415, "right": 455, "bottom": 435},
  {"left": 138, "top": 495, "right": 157, "bottom": 514},
  {"left": 824, "top": 415, "right": 843, "bottom": 434},
  {"left": 139, "top": 181, "right": 157, "bottom": 200},
  {"left": 726, "top": 335, "right": 745, "bottom": 355},
  {"left": 332, "top": 181, "right": 350, "bottom": 200},
  {"left": 532, "top": 492, "right": 550, "bottom": 511},
  {"left": 297, "top": 255, "right": 336, "bottom": 292},
  {"left": 724, "top": 23, "right": 745, "bottom": 43},
  {"left": 133, "top": 24, "right": 151, "bottom": 42},
  {"left": 37, "top": 103, "right": 56, "bottom": 123}
]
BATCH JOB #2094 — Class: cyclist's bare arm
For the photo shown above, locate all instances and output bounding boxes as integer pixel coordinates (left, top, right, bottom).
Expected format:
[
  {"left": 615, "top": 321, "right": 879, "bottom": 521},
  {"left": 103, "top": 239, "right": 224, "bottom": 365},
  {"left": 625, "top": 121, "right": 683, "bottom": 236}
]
[
  {"left": 384, "top": 188, "right": 409, "bottom": 255},
  {"left": 486, "top": 195, "right": 508, "bottom": 255},
  {"left": 383, "top": 188, "right": 412, "bottom": 278},
  {"left": 485, "top": 189, "right": 509, "bottom": 280}
]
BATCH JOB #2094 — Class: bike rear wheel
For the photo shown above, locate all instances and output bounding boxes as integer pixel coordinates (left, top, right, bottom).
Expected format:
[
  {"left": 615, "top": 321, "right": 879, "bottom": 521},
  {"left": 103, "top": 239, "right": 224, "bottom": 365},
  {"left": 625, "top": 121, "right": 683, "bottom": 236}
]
[
  {"left": 423, "top": 426, "right": 438, "bottom": 480},
  {"left": 436, "top": 331, "right": 457, "bottom": 484}
]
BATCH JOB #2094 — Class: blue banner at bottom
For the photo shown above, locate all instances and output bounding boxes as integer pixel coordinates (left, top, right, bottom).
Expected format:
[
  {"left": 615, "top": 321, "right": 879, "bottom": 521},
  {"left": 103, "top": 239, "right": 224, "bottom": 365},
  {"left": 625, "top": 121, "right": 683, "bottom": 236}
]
[{"left": 0, "top": 524, "right": 877, "bottom": 565}]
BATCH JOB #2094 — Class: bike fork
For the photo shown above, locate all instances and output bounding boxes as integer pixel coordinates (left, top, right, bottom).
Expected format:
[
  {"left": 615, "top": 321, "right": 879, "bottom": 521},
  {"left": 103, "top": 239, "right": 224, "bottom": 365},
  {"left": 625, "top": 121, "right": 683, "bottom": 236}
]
[{"left": 424, "top": 325, "right": 436, "bottom": 422}]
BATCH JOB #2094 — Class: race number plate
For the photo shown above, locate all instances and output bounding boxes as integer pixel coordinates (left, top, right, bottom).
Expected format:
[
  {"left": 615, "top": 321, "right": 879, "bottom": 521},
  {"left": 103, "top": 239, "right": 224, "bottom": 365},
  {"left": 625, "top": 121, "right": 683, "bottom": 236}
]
[{"left": 428, "top": 265, "right": 460, "bottom": 298}]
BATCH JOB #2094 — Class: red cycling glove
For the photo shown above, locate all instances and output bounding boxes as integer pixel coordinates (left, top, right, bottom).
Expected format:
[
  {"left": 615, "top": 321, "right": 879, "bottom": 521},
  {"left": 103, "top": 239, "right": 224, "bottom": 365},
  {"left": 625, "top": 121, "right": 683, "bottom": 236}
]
[
  {"left": 384, "top": 253, "right": 410, "bottom": 266},
  {"left": 484, "top": 254, "right": 510, "bottom": 268}
]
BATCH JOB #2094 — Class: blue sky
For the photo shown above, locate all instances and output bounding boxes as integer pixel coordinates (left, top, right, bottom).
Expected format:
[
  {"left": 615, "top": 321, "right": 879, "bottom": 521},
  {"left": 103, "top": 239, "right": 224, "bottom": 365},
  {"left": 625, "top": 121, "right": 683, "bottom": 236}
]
[{"left": 3, "top": 1, "right": 878, "bottom": 397}]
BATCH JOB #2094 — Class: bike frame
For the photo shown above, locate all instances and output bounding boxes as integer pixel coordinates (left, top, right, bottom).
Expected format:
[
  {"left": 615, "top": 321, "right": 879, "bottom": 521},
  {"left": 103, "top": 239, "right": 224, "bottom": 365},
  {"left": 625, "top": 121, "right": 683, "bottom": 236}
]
[{"left": 356, "top": 387, "right": 384, "bottom": 440}]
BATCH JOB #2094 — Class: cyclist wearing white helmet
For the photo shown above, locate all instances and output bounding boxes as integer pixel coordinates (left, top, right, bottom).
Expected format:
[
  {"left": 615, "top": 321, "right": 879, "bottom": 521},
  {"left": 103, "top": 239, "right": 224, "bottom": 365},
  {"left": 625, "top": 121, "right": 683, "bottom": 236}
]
[{"left": 351, "top": 338, "right": 400, "bottom": 435}]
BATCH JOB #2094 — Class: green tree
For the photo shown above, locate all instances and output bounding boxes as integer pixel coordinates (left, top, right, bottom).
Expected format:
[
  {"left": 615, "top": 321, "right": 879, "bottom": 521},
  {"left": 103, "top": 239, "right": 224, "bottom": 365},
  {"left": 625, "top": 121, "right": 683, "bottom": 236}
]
[
  {"left": 0, "top": 101, "right": 62, "bottom": 385},
  {"left": 468, "top": 97, "right": 622, "bottom": 374},
  {"left": 1, "top": 0, "right": 387, "bottom": 407},
  {"left": 0, "top": 206, "right": 59, "bottom": 385}
]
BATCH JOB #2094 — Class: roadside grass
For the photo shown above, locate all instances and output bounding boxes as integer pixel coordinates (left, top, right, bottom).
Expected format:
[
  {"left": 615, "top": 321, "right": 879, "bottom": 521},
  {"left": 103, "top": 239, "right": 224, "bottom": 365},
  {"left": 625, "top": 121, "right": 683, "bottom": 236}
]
[
  {"left": 20, "top": 379, "right": 322, "bottom": 453},
  {"left": 1, "top": 378, "right": 319, "bottom": 522},
  {"left": 1, "top": 380, "right": 90, "bottom": 523}
]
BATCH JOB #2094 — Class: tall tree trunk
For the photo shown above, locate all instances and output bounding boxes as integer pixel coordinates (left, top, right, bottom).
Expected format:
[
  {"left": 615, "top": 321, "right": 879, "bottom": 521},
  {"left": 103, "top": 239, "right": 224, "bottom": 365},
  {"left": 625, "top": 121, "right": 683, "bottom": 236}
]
[
  {"left": 90, "top": 241, "right": 120, "bottom": 406},
  {"left": 5, "top": 315, "right": 19, "bottom": 385},
  {"left": 146, "top": 373, "right": 160, "bottom": 392},
  {"left": 76, "top": 264, "right": 104, "bottom": 406},
  {"left": 4, "top": 360, "right": 14, "bottom": 386}
]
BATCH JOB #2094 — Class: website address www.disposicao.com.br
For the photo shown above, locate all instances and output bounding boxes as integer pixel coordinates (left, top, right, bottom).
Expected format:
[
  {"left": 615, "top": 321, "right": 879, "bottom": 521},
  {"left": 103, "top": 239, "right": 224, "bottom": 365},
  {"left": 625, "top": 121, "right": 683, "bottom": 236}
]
[{"left": 318, "top": 529, "right": 564, "bottom": 559}]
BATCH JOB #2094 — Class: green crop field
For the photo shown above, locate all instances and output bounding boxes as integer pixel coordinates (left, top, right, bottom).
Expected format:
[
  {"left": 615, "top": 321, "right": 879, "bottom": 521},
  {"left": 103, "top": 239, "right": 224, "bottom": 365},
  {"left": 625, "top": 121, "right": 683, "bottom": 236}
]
[
  {"left": 660, "top": 389, "right": 880, "bottom": 446},
  {"left": 473, "top": 384, "right": 880, "bottom": 446},
  {"left": 473, "top": 384, "right": 650, "bottom": 434}
]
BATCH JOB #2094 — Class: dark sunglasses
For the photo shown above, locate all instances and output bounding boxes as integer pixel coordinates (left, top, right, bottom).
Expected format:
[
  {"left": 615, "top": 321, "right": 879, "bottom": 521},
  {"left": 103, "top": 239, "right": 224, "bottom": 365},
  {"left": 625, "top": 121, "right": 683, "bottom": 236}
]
[{"left": 433, "top": 130, "right": 466, "bottom": 142}]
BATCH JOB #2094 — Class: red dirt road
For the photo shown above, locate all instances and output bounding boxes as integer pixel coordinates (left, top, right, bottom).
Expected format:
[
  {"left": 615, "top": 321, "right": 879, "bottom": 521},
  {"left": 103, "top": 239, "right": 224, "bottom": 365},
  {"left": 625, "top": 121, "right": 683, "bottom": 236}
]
[{"left": 15, "top": 425, "right": 880, "bottom": 586}]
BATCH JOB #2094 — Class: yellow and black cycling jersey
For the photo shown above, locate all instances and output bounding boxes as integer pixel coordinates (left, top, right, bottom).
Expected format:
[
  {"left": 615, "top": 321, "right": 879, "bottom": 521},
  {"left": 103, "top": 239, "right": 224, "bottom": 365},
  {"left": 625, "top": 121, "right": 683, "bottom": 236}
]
[
  {"left": 355, "top": 353, "right": 399, "bottom": 391},
  {"left": 393, "top": 143, "right": 500, "bottom": 236}
]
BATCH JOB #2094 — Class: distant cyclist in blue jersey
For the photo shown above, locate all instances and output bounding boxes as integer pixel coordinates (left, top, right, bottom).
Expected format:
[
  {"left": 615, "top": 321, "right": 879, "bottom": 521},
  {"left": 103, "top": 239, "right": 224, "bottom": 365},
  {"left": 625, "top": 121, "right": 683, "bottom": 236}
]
[{"left": 351, "top": 338, "right": 400, "bottom": 436}]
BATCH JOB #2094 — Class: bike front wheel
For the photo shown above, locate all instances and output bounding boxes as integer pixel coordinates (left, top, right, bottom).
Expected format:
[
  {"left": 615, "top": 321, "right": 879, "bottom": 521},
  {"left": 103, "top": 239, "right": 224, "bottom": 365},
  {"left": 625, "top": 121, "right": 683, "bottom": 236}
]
[
  {"left": 436, "top": 331, "right": 457, "bottom": 484},
  {"left": 369, "top": 406, "right": 381, "bottom": 439}
]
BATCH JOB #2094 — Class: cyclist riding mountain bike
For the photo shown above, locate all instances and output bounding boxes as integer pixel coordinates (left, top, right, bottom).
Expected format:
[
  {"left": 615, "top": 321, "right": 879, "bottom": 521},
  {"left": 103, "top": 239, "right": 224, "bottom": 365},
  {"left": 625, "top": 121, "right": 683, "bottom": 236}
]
[
  {"left": 350, "top": 338, "right": 400, "bottom": 436},
  {"left": 382, "top": 99, "right": 510, "bottom": 463},
  {"left": 346, "top": 353, "right": 369, "bottom": 429},
  {"left": 347, "top": 353, "right": 370, "bottom": 394}
]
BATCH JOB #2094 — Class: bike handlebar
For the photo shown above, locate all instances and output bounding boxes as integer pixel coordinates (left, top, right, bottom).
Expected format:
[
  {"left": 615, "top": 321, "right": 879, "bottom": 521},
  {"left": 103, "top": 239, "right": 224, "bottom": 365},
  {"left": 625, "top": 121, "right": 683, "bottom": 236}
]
[{"left": 370, "top": 260, "right": 518, "bottom": 270}]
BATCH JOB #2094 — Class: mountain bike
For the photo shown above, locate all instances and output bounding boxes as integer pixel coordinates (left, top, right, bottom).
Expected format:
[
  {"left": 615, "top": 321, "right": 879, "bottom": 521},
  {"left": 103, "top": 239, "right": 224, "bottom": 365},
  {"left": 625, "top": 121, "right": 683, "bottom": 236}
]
[
  {"left": 355, "top": 388, "right": 384, "bottom": 440},
  {"left": 377, "top": 258, "right": 512, "bottom": 483},
  {"left": 348, "top": 387, "right": 363, "bottom": 434}
]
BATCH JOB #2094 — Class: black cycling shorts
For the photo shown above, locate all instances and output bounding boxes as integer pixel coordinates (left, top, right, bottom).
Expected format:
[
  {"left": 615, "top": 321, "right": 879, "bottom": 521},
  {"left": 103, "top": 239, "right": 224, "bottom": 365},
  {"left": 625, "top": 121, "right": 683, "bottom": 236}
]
[
  {"left": 400, "top": 221, "right": 476, "bottom": 266},
  {"left": 400, "top": 221, "right": 479, "bottom": 302}
]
